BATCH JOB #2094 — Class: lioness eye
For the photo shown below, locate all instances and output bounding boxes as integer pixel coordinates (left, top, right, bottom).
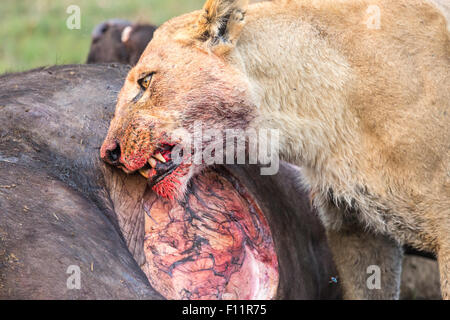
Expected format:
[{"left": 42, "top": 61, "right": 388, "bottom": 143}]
[{"left": 138, "top": 74, "right": 153, "bottom": 90}]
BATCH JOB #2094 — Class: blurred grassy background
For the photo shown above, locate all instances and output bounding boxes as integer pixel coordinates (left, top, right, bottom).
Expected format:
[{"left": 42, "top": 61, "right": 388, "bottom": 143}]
[{"left": 0, "top": 0, "right": 204, "bottom": 73}]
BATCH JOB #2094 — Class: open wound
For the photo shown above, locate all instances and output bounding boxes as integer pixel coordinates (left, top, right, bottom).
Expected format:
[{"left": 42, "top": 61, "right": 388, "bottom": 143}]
[{"left": 141, "top": 167, "right": 279, "bottom": 300}]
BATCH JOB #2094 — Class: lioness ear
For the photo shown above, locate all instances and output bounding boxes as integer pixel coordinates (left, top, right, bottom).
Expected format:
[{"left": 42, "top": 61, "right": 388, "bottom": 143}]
[{"left": 196, "top": 0, "right": 249, "bottom": 53}]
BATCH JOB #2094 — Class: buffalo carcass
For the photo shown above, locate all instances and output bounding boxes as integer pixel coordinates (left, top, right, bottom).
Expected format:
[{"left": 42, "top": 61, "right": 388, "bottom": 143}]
[{"left": 0, "top": 65, "right": 341, "bottom": 299}]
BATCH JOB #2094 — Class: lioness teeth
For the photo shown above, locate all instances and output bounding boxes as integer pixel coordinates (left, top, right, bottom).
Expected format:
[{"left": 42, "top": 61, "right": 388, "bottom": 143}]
[
  {"left": 139, "top": 168, "right": 150, "bottom": 179},
  {"left": 148, "top": 157, "right": 157, "bottom": 168},
  {"left": 153, "top": 153, "right": 166, "bottom": 163}
]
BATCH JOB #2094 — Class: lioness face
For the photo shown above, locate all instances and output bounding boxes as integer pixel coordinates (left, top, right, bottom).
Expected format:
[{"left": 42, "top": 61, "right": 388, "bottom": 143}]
[{"left": 101, "top": 0, "right": 256, "bottom": 200}]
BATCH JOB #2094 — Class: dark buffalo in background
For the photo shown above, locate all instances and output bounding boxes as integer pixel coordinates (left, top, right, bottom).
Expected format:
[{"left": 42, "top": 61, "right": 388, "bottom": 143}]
[{"left": 87, "top": 19, "right": 157, "bottom": 66}]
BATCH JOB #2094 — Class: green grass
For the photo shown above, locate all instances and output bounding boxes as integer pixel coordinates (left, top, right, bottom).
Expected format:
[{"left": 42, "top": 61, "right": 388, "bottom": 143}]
[{"left": 0, "top": 0, "right": 204, "bottom": 73}]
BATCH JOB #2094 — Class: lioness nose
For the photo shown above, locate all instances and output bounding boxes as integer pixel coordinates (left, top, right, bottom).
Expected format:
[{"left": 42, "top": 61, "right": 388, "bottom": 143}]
[{"left": 101, "top": 140, "right": 121, "bottom": 165}]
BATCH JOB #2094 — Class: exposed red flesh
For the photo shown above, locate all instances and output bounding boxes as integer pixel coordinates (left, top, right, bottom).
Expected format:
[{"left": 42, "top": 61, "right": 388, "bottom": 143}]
[{"left": 141, "top": 167, "right": 279, "bottom": 300}]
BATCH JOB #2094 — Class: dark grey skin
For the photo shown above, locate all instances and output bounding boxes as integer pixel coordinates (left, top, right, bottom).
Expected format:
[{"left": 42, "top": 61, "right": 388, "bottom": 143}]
[
  {"left": 0, "top": 64, "right": 342, "bottom": 299},
  {"left": 0, "top": 64, "right": 162, "bottom": 299}
]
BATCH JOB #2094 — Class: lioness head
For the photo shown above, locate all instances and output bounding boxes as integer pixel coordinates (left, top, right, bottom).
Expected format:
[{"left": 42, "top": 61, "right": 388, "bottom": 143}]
[{"left": 101, "top": 0, "right": 259, "bottom": 200}]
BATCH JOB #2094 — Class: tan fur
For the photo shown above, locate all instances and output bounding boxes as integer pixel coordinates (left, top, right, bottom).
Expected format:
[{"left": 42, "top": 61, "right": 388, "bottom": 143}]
[
  {"left": 103, "top": 0, "right": 449, "bottom": 299},
  {"left": 230, "top": 0, "right": 449, "bottom": 299}
]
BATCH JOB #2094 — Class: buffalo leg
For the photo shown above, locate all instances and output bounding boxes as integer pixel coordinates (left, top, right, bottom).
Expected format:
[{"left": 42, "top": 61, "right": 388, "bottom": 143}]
[{"left": 326, "top": 223, "right": 403, "bottom": 300}]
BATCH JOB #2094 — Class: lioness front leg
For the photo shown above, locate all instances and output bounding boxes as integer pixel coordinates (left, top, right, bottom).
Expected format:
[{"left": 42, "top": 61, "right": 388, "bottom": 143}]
[
  {"left": 438, "top": 246, "right": 450, "bottom": 299},
  {"left": 326, "top": 225, "right": 403, "bottom": 300}
]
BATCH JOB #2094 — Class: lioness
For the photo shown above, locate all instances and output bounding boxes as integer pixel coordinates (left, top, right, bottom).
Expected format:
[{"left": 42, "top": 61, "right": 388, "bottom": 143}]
[{"left": 101, "top": 0, "right": 450, "bottom": 299}]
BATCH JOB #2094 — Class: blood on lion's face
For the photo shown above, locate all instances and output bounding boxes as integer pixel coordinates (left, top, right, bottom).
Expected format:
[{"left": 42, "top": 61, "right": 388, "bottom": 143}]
[{"left": 101, "top": 2, "right": 257, "bottom": 200}]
